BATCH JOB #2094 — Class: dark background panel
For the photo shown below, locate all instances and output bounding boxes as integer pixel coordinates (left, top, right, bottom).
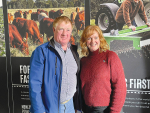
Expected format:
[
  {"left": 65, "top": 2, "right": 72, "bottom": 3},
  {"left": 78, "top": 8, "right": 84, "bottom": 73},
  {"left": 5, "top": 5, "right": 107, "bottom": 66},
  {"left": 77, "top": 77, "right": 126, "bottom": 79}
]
[
  {"left": 11, "top": 57, "right": 31, "bottom": 113},
  {"left": 3, "top": 0, "right": 12, "bottom": 112},
  {"left": 0, "top": 57, "right": 9, "bottom": 113},
  {"left": 111, "top": 40, "right": 150, "bottom": 113}
]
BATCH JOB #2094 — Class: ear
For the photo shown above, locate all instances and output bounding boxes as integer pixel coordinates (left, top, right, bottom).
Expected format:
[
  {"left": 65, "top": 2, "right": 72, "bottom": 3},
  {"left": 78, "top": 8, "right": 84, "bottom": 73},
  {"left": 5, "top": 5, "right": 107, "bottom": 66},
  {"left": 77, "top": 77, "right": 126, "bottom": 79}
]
[{"left": 53, "top": 27, "right": 55, "bottom": 32}]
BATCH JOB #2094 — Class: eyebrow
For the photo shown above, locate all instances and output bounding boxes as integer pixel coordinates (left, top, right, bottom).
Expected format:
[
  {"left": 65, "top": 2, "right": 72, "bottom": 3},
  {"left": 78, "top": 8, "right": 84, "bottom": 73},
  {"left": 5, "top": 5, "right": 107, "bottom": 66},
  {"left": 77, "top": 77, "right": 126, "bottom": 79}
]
[
  {"left": 58, "top": 27, "right": 71, "bottom": 29},
  {"left": 59, "top": 27, "right": 63, "bottom": 29}
]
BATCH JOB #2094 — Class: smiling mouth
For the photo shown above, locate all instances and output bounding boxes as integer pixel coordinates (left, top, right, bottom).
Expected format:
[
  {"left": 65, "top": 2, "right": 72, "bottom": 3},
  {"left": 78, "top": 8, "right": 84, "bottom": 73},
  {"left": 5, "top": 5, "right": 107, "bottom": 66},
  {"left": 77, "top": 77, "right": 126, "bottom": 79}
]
[
  {"left": 90, "top": 44, "right": 97, "bottom": 47},
  {"left": 61, "top": 36, "right": 67, "bottom": 39}
]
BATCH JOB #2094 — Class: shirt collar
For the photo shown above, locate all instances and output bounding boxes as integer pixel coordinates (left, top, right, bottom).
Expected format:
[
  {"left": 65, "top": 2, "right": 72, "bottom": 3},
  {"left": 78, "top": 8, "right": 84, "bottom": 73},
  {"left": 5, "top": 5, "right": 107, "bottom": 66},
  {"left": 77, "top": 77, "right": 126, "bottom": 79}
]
[{"left": 54, "top": 39, "right": 71, "bottom": 49}]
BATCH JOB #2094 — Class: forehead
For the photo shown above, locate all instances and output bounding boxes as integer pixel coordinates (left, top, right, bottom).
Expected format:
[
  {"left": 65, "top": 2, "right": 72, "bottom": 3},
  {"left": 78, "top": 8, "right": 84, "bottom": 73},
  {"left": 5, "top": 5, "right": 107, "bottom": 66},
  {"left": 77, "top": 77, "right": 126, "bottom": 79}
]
[
  {"left": 56, "top": 21, "right": 72, "bottom": 28},
  {"left": 90, "top": 31, "right": 99, "bottom": 36},
  {"left": 86, "top": 30, "right": 99, "bottom": 37}
]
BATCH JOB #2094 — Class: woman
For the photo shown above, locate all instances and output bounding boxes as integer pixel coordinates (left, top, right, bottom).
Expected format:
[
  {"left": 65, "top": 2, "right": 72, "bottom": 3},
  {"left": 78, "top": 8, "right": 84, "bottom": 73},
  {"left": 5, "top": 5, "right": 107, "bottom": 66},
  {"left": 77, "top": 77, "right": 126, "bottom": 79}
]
[{"left": 80, "top": 25, "right": 126, "bottom": 113}]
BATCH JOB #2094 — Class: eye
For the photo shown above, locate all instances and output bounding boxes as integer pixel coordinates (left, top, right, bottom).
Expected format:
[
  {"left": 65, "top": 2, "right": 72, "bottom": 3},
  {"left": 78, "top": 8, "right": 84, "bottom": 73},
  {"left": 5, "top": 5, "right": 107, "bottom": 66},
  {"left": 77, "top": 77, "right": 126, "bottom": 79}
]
[
  {"left": 95, "top": 37, "right": 98, "bottom": 39},
  {"left": 59, "top": 28, "right": 63, "bottom": 30},
  {"left": 87, "top": 37, "right": 91, "bottom": 40},
  {"left": 67, "top": 29, "right": 70, "bottom": 31}
]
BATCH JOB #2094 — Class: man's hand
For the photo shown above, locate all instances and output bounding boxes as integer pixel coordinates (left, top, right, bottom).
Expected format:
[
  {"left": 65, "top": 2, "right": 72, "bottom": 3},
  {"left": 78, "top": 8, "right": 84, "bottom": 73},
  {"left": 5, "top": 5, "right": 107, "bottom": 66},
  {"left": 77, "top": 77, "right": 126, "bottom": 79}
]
[
  {"left": 129, "top": 25, "right": 136, "bottom": 31},
  {"left": 146, "top": 22, "right": 150, "bottom": 27}
]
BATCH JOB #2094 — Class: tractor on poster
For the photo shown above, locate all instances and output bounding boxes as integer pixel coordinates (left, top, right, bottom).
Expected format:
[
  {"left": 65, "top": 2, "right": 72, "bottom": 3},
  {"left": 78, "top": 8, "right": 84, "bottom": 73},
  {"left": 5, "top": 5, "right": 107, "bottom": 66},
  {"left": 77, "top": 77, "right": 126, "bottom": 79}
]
[
  {"left": 95, "top": 0, "right": 150, "bottom": 33},
  {"left": 93, "top": 0, "right": 150, "bottom": 52}
]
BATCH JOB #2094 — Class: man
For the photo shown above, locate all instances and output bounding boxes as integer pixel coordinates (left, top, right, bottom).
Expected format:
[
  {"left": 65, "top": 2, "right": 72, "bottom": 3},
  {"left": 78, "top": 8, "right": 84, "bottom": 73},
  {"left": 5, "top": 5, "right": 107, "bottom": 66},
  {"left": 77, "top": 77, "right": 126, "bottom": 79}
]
[
  {"left": 29, "top": 16, "right": 82, "bottom": 113},
  {"left": 115, "top": 0, "right": 150, "bottom": 31}
]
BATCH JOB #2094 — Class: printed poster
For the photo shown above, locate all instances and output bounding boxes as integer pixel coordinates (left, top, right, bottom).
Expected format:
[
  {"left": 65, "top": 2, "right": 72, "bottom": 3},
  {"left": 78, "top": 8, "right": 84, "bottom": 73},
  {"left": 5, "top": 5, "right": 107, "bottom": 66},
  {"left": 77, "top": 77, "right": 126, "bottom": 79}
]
[
  {"left": 7, "top": 0, "right": 85, "bottom": 112},
  {"left": 91, "top": 0, "right": 150, "bottom": 112}
]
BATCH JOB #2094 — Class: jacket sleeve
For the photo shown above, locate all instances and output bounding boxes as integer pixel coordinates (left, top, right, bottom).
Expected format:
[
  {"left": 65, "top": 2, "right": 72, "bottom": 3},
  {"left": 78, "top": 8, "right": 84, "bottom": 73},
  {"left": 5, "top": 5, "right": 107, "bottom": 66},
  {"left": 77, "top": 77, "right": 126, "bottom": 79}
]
[
  {"left": 80, "top": 58, "right": 86, "bottom": 112},
  {"left": 29, "top": 47, "right": 46, "bottom": 113},
  {"left": 138, "top": 1, "right": 147, "bottom": 23},
  {"left": 109, "top": 51, "right": 127, "bottom": 113},
  {"left": 123, "top": 1, "right": 132, "bottom": 27}
]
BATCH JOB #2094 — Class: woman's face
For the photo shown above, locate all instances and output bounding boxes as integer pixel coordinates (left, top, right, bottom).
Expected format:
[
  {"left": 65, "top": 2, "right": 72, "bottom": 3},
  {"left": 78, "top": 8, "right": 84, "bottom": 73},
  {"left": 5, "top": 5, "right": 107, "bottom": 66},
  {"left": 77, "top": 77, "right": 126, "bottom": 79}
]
[{"left": 86, "top": 31, "right": 100, "bottom": 52}]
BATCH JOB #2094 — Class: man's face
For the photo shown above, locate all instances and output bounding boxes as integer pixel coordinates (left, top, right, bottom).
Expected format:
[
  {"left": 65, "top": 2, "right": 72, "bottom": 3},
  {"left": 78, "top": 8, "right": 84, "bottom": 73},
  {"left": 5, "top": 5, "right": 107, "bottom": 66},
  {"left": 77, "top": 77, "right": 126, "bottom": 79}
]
[
  {"left": 53, "top": 21, "right": 72, "bottom": 48},
  {"left": 133, "top": 0, "right": 139, "bottom": 6},
  {"left": 134, "top": 0, "right": 139, "bottom": 3}
]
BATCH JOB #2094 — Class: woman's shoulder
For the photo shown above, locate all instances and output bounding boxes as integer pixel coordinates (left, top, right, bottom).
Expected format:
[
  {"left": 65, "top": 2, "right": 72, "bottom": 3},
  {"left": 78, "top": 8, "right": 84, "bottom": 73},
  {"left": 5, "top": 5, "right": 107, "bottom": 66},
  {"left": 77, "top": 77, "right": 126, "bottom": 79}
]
[
  {"left": 80, "top": 56, "right": 88, "bottom": 63},
  {"left": 106, "top": 50, "right": 122, "bottom": 64},
  {"left": 107, "top": 50, "right": 116, "bottom": 54},
  {"left": 81, "top": 56, "right": 86, "bottom": 60},
  {"left": 106, "top": 50, "right": 119, "bottom": 58}
]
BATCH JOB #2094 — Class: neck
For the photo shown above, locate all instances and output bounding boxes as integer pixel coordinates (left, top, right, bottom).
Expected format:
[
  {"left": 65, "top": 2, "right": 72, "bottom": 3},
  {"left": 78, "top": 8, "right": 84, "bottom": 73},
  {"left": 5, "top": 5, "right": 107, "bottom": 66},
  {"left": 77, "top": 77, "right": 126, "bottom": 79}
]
[
  {"left": 89, "top": 49, "right": 99, "bottom": 56},
  {"left": 62, "top": 45, "right": 67, "bottom": 51}
]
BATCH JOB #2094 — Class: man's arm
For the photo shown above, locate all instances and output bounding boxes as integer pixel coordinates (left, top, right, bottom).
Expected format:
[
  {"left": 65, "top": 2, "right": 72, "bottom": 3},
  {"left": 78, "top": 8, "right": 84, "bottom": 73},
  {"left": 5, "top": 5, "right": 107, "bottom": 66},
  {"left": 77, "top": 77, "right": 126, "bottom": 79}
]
[
  {"left": 138, "top": 0, "right": 147, "bottom": 24},
  {"left": 123, "top": 1, "right": 132, "bottom": 27},
  {"left": 29, "top": 47, "right": 46, "bottom": 113},
  {"left": 146, "top": 22, "right": 150, "bottom": 27}
]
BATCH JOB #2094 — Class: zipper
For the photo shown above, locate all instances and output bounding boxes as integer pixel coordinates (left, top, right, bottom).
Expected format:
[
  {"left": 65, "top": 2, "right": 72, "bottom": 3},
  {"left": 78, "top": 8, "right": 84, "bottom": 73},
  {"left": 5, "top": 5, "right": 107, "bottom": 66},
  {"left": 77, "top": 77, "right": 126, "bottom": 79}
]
[
  {"left": 58, "top": 60, "right": 62, "bottom": 113},
  {"left": 55, "top": 57, "right": 57, "bottom": 75},
  {"left": 48, "top": 39, "right": 62, "bottom": 113}
]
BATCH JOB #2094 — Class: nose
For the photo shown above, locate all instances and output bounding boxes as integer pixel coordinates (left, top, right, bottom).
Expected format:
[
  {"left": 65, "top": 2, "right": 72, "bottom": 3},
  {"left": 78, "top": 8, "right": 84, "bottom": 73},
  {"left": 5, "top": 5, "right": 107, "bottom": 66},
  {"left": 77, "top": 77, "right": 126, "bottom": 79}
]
[
  {"left": 62, "top": 29, "right": 67, "bottom": 35},
  {"left": 91, "top": 38, "right": 95, "bottom": 43}
]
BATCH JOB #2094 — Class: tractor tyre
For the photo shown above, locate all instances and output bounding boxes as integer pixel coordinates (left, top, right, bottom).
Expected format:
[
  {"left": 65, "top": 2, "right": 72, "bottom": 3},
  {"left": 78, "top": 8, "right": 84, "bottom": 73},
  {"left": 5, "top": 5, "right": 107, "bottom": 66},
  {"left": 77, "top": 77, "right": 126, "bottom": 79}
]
[
  {"left": 95, "top": 7, "right": 116, "bottom": 33},
  {"left": 144, "top": 3, "right": 150, "bottom": 23},
  {"left": 135, "top": 2, "right": 150, "bottom": 26}
]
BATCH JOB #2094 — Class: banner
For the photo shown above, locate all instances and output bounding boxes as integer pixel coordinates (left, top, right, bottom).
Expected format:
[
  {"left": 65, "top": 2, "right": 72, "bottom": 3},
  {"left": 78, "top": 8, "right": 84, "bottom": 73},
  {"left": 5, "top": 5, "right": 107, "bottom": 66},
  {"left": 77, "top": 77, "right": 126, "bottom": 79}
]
[
  {"left": 92, "top": 0, "right": 150, "bottom": 112},
  {"left": 6, "top": 0, "right": 85, "bottom": 112},
  {"left": 11, "top": 57, "right": 31, "bottom": 113},
  {"left": 2, "top": 0, "right": 150, "bottom": 112}
]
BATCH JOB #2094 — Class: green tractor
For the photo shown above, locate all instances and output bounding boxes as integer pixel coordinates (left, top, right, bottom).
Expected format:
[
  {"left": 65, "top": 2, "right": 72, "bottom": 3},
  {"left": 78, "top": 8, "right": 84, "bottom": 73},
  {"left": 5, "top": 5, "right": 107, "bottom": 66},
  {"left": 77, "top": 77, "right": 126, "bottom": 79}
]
[{"left": 95, "top": 0, "right": 150, "bottom": 33}]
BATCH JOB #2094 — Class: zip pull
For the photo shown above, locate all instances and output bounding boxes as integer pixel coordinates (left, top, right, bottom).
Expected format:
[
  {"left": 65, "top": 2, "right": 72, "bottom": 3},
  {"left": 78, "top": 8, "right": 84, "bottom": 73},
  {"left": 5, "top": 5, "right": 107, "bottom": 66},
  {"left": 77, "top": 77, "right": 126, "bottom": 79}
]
[{"left": 55, "top": 57, "right": 57, "bottom": 75}]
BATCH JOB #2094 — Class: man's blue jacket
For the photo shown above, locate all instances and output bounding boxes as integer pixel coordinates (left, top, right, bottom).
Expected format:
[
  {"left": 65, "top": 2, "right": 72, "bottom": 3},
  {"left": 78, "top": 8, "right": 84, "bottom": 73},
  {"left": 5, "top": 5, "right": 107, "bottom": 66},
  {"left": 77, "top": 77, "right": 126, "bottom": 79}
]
[{"left": 29, "top": 38, "right": 82, "bottom": 113}]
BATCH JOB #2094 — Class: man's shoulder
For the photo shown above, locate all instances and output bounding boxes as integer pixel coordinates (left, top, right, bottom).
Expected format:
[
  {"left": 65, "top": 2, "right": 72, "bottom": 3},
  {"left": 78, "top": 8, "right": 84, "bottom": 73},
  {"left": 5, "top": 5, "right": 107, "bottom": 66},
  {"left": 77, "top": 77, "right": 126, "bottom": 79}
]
[
  {"left": 123, "top": 0, "right": 132, "bottom": 5},
  {"left": 70, "top": 44, "right": 78, "bottom": 51},
  {"left": 71, "top": 44, "right": 77, "bottom": 48},
  {"left": 139, "top": 0, "right": 144, "bottom": 5},
  {"left": 33, "top": 42, "right": 50, "bottom": 54},
  {"left": 36, "top": 42, "right": 49, "bottom": 49}
]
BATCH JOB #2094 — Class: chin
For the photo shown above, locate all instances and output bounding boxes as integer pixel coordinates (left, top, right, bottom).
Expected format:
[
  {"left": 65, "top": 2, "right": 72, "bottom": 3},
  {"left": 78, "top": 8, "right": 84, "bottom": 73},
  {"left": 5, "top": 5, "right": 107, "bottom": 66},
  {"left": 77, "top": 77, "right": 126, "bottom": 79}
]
[{"left": 90, "top": 49, "right": 96, "bottom": 52}]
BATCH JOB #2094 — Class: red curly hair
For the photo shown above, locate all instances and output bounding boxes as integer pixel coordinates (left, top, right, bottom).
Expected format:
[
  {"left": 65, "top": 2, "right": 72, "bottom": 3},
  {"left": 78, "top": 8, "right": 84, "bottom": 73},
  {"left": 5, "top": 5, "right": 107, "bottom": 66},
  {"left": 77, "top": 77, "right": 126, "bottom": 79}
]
[{"left": 80, "top": 25, "right": 109, "bottom": 56}]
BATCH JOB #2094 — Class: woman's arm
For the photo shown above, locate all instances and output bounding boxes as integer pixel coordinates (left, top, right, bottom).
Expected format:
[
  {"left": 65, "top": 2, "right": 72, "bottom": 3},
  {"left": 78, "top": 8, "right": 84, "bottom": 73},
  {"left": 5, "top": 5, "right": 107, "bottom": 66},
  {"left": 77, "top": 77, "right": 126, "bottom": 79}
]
[{"left": 109, "top": 51, "right": 127, "bottom": 113}]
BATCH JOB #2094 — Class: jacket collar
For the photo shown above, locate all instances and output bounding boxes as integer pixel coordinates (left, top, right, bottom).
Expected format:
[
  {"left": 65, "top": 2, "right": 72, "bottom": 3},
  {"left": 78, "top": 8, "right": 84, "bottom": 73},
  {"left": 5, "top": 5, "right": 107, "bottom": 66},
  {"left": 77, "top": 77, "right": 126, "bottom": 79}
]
[
  {"left": 48, "top": 37, "right": 80, "bottom": 75},
  {"left": 48, "top": 37, "right": 55, "bottom": 48},
  {"left": 48, "top": 37, "right": 77, "bottom": 51}
]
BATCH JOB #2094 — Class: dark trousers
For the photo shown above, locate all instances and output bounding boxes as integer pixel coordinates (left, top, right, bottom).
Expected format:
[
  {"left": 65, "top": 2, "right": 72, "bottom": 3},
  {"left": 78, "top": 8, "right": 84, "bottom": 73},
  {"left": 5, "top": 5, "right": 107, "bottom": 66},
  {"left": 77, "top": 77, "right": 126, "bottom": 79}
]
[
  {"left": 115, "top": 20, "right": 137, "bottom": 30},
  {"left": 115, "top": 22, "right": 124, "bottom": 30},
  {"left": 84, "top": 104, "right": 108, "bottom": 113}
]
